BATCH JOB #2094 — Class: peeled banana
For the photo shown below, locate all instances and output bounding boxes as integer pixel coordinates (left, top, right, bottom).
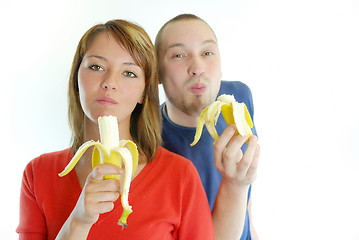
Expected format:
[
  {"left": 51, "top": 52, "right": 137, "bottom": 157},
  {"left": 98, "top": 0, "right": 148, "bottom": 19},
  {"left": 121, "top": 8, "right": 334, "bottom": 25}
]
[
  {"left": 190, "top": 94, "right": 254, "bottom": 146},
  {"left": 58, "top": 115, "right": 138, "bottom": 228}
]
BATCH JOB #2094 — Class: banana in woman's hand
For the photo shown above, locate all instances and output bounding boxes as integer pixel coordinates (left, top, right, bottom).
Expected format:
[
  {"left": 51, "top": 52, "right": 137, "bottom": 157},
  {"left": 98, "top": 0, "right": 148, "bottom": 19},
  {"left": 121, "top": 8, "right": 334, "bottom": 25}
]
[{"left": 59, "top": 115, "right": 138, "bottom": 228}]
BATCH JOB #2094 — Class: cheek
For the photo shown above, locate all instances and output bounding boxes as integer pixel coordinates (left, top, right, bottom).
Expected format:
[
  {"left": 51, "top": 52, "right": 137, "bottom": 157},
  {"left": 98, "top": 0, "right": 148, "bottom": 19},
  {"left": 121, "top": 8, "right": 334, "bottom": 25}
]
[
  {"left": 208, "top": 65, "right": 222, "bottom": 88},
  {"left": 124, "top": 80, "right": 145, "bottom": 103},
  {"left": 77, "top": 73, "right": 92, "bottom": 110},
  {"left": 77, "top": 70, "right": 86, "bottom": 96},
  {"left": 78, "top": 85, "right": 88, "bottom": 113},
  {"left": 134, "top": 87, "right": 145, "bottom": 104},
  {"left": 208, "top": 58, "right": 221, "bottom": 74},
  {"left": 164, "top": 62, "right": 186, "bottom": 80}
]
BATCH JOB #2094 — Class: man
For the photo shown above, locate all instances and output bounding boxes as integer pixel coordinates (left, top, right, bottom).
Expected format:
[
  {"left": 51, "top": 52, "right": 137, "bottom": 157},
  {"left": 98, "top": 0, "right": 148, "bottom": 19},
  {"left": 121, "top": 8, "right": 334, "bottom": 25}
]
[{"left": 155, "top": 14, "right": 260, "bottom": 240}]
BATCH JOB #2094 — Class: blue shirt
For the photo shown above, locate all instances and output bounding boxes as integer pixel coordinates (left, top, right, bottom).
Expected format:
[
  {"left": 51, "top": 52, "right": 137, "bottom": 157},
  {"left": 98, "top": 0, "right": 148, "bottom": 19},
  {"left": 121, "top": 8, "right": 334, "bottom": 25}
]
[{"left": 161, "top": 81, "right": 257, "bottom": 240}]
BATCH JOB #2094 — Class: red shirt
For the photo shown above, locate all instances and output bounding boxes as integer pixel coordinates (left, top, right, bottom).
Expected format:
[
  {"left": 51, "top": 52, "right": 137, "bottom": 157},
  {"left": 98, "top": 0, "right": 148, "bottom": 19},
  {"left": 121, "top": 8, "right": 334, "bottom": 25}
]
[{"left": 17, "top": 147, "right": 214, "bottom": 240}]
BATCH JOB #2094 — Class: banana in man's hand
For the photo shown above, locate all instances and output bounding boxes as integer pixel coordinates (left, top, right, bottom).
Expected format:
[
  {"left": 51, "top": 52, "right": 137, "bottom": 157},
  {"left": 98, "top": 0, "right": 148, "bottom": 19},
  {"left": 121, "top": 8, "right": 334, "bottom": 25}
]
[
  {"left": 59, "top": 115, "right": 138, "bottom": 228},
  {"left": 190, "top": 94, "right": 253, "bottom": 146}
]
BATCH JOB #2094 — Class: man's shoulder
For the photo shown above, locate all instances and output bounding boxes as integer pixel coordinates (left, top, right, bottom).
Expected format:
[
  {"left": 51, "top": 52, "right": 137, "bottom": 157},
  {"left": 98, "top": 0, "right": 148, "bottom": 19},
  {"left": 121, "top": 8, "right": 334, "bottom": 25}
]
[{"left": 219, "top": 80, "right": 253, "bottom": 101}]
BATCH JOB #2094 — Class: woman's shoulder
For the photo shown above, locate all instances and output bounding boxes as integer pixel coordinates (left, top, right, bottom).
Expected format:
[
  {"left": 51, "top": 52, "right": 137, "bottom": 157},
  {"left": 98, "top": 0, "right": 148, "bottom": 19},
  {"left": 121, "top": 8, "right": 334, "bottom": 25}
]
[
  {"left": 155, "top": 147, "right": 191, "bottom": 163},
  {"left": 152, "top": 147, "right": 198, "bottom": 175},
  {"left": 26, "top": 148, "right": 72, "bottom": 173}
]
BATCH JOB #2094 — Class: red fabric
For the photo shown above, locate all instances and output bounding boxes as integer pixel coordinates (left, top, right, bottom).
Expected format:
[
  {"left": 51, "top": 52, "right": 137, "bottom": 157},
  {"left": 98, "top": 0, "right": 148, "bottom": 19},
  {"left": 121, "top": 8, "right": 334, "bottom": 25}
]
[{"left": 17, "top": 147, "right": 214, "bottom": 240}]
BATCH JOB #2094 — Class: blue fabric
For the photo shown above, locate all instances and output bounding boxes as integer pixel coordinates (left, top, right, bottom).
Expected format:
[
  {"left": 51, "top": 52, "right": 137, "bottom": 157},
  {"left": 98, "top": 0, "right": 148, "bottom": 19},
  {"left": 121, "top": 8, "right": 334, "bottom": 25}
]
[{"left": 161, "top": 81, "right": 257, "bottom": 240}]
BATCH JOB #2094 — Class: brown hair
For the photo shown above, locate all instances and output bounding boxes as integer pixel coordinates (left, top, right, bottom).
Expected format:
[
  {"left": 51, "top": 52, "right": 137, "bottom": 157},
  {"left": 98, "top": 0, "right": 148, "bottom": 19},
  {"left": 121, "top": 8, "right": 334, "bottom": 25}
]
[{"left": 68, "top": 19, "right": 161, "bottom": 161}]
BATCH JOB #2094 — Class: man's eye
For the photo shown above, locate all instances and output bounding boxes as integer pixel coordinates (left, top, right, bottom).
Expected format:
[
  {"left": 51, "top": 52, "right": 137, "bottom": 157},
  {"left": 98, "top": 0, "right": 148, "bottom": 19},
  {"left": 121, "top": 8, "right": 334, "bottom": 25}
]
[
  {"left": 124, "top": 71, "right": 137, "bottom": 78},
  {"left": 204, "top": 52, "right": 214, "bottom": 56},
  {"left": 89, "top": 65, "right": 103, "bottom": 71}
]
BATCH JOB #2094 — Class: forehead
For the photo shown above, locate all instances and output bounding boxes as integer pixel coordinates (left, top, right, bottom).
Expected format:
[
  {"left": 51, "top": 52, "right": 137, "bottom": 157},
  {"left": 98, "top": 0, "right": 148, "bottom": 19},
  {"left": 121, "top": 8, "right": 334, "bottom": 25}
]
[
  {"left": 87, "top": 32, "right": 119, "bottom": 51},
  {"left": 84, "top": 32, "right": 140, "bottom": 65},
  {"left": 86, "top": 32, "right": 128, "bottom": 57},
  {"left": 160, "top": 19, "right": 217, "bottom": 49}
]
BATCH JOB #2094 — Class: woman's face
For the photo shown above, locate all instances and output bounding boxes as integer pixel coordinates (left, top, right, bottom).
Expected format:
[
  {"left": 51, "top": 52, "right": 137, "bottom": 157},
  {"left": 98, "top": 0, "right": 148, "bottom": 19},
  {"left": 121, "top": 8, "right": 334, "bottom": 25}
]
[{"left": 78, "top": 32, "right": 145, "bottom": 131}]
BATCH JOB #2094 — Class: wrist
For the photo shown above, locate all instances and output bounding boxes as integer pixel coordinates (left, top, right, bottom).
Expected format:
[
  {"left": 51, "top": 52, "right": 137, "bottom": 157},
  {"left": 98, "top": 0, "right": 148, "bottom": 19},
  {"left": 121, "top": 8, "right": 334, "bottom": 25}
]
[
  {"left": 69, "top": 217, "right": 93, "bottom": 231},
  {"left": 221, "top": 177, "right": 250, "bottom": 195},
  {"left": 56, "top": 216, "right": 93, "bottom": 240}
]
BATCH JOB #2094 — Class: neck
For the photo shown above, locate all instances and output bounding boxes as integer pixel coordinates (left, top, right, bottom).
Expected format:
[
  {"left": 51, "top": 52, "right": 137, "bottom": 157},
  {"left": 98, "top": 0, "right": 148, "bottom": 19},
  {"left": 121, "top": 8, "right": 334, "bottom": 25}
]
[
  {"left": 165, "top": 101, "right": 200, "bottom": 128},
  {"left": 83, "top": 117, "right": 100, "bottom": 142}
]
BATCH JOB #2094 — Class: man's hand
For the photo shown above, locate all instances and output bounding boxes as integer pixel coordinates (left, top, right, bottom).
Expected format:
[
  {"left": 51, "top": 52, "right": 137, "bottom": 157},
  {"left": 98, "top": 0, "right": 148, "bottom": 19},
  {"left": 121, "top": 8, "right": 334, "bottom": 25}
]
[
  {"left": 214, "top": 125, "right": 260, "bottom": 187},
  {"left": 212, "top": 125, "right": 260, "bottom": 239}
]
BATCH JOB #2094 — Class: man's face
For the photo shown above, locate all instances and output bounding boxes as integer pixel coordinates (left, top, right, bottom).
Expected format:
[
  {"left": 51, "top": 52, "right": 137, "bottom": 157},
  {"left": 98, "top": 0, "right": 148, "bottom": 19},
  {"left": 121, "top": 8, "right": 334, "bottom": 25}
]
[{"left": 158, "top": 19, "right": 222, "bottom": 117}]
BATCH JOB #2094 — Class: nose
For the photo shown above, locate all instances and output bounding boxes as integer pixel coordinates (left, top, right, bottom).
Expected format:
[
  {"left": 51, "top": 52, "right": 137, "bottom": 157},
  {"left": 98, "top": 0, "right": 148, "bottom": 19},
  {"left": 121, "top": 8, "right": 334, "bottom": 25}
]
[
  {"left": 188, "top": 56, "right": 205, "bottom": 76},
  {"left": 101, "top": 72, "right": 117, "bottom": 90}
]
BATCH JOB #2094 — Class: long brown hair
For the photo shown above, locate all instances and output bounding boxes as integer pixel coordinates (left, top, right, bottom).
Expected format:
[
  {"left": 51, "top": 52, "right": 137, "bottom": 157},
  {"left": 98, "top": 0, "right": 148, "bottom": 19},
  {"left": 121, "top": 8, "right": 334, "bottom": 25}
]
[{"left": 68, "top": 19, "right": 162, "bottom": 161}]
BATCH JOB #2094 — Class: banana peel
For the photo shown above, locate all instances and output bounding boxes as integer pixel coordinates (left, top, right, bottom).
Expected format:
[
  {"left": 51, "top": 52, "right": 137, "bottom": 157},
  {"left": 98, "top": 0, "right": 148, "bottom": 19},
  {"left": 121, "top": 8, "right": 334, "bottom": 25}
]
[
  {"left": 190, "top": 94, "right": 253, "bottom": 146},
  {"left": 58, "top": 115, "right": 138, "bottom": 227}
]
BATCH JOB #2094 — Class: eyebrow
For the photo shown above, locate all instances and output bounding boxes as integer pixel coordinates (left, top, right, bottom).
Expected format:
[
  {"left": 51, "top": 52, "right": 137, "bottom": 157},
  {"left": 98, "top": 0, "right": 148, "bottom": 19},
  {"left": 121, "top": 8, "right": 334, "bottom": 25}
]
[
  {"left": 86, "top": 55, "right": 139, "bottom": 67},
  {"left": 123, "top": 62, "right": 139, "bottom": 67},
  {"left": 86, "top": 55, "right": 108, "bottom": 61},
  {"left": 167, "top": 39, "right": 217, "bottom": 50}
]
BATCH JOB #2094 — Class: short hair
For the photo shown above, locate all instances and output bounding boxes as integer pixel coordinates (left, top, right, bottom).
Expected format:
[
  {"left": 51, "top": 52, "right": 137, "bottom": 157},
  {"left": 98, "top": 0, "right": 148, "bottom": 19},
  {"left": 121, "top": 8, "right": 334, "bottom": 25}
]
[
  {"left": 68, "top": 19, "right": 162, "bottom": 161},
  {"left": 155, "top": 14, "right": 217, "bottom": 55}
]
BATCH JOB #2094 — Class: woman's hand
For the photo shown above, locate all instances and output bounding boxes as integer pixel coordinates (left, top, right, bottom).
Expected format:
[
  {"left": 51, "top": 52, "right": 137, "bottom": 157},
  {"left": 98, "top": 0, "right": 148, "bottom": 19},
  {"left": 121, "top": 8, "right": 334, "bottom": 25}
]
[
  {"left": 72, "top": 164, "right": 122, "bottom": 225},
  {"left": 55, "top": 164, "right": 122, "bottom": 240}
]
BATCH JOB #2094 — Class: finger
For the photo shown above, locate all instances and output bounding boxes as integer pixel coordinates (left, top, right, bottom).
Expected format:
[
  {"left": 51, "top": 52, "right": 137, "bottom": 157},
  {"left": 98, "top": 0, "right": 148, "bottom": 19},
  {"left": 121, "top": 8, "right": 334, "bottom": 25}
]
[
  {"left": 214, "top": 125, "right": 237, "bottom": 171},
  {"left": 230, "top": 130, "right": 248, "bottom": 148},
  {"left": 85, "top": 195, "right": 117, "bottom": 215},
  {"left": 237, "top": 135, "right": 259, "bottom": 173},
  {"left": 96, "top": 202, "right": 116, "bottom": 214},
  {"left": 221, "top": 134, "right": 246, "bottom": 171},
  {"left": 85, "top": 191, "right": 120, "bottom": 205},
  {"left": 85, "top": 178, "right": 121, "bottom": 193},
  {"left": 246, "top": 143, "right": 260, "bottom": 181},
  {"left": 225, "top": 133, "right": 248, "bottom": 162},
  {"left": 216, "top": 125, "right": 237, "bottom": 149},
  {"left": 91, "top": 164, "right": 122, "bottom": 181},
  {"left": 84, "top": 190, "right": 120, "bottom": 216}
]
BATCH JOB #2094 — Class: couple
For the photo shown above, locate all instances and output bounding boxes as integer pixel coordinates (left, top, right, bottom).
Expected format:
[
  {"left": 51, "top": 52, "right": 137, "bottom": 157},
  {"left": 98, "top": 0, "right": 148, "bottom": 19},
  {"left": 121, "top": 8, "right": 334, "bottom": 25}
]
[{"left": 17, "top": 14, "right": 260, "bottom": 240}]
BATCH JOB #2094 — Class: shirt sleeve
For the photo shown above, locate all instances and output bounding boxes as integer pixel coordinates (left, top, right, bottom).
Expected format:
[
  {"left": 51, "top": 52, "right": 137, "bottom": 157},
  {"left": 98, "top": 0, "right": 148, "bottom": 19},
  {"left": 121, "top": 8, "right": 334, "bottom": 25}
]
[
  {"left": 176, "top": 163, "right": 215, "bottom": 240},
  {"left": 16, "top": 161, "right": 47, "bottom": 240}
]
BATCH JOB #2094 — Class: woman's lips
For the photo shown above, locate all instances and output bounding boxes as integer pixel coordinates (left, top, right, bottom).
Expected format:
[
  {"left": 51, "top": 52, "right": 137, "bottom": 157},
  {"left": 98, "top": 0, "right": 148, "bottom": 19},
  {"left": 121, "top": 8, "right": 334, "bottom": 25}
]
[
  {"left": 96, "top": 97, "right": 118, "bottom": 105},
  {"left": 189, "top": 82, "right": 206, "bottom": 95}
]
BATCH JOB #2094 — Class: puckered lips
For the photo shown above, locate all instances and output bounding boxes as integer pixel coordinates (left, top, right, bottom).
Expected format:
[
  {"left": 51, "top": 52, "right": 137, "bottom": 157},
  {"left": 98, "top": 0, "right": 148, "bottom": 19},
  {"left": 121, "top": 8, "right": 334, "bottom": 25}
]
[{"left": 189, "top": 82, "right": 206, "bottom": 95}]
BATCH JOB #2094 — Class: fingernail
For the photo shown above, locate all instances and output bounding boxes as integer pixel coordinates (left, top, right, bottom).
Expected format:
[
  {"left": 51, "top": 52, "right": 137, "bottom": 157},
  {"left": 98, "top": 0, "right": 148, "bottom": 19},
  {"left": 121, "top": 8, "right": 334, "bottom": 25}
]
[{"left": 250, "top": 135, "right": 258, "bottom": 142}]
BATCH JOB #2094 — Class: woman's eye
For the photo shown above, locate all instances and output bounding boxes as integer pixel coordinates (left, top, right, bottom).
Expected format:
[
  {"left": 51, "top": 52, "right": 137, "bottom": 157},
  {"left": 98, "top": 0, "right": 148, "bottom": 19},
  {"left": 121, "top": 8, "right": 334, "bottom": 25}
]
[
  {"left": 172, "top": 53, "right": 184, "bottom": 59},
  {"left": 124, "top": 71, "right": 137, "bottom": 78},
  {"left": 89, "top": 65, "right": 104, "bottom": 71},
  {"left": 204, "top": 51, "right": 214, "bottom": 56}
]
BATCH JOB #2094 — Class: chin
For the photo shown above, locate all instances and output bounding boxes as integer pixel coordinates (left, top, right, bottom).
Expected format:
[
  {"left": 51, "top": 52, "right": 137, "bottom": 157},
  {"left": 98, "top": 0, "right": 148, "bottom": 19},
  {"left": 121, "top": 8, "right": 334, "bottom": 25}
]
[{"left": 185, "top": 101, "right": 206, "bottom": 117}]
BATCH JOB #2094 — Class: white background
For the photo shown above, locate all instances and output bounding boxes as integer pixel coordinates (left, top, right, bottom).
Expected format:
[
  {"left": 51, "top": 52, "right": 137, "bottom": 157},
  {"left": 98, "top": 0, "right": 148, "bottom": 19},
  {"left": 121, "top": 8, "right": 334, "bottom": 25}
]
[{"left": 1, "top": 0, "right": 358, "bottom": 239}]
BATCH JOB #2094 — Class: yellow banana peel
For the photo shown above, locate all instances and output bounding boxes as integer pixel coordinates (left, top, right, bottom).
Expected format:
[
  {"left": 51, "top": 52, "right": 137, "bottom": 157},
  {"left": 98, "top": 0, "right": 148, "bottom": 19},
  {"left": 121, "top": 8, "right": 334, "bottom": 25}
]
[
  {"left": 58, "top": 115, "right": 138, "bottom": 228},
  {"left": 190, "top": 94, "right": 253, "bottom": 146}
]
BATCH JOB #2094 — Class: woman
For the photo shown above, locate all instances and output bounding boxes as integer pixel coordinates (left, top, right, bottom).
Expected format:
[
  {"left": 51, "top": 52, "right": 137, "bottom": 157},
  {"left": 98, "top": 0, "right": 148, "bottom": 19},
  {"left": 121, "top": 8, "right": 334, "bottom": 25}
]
[{"left": 17, "top": 19, "right": 214, "bottom": 240}]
